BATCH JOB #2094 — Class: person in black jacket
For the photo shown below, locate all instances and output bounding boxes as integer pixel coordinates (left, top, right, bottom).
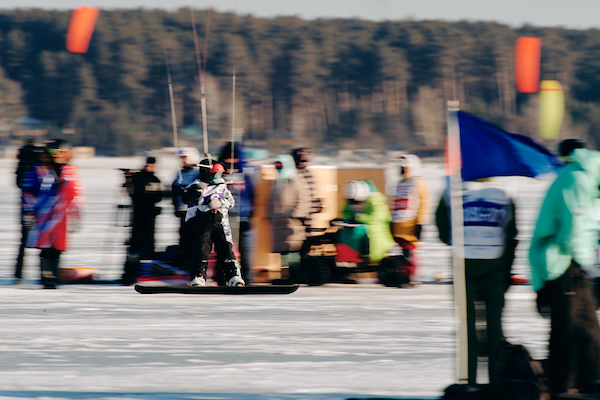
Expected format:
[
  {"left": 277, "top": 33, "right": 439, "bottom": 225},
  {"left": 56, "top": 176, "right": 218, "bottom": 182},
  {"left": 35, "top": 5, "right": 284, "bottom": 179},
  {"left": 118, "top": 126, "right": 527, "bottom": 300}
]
[
  {"left": 122, "top": 157, "right": 162, "bottom": 284},
  {"left": 129, "top": 156, "right": 162, "bottom": 258}
]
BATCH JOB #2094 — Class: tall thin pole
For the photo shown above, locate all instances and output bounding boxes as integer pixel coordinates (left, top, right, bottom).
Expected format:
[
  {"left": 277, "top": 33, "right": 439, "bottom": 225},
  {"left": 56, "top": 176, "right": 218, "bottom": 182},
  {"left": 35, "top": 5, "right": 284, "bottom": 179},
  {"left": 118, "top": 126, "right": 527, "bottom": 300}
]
[
  {"left": 165, "top": 57, "right": 179, "bottom": 150},
  {"left": 230, "top": 0, "right": 237, "bottom": 172},
  {"left": 447, "top": 100, "right": 468, "bottom": 383},
  {"left": 157, "top": 5, "right": 182, "bottom": 180},
  {"left": 190, "top": 7, "right": 210, "bottom": 159}
]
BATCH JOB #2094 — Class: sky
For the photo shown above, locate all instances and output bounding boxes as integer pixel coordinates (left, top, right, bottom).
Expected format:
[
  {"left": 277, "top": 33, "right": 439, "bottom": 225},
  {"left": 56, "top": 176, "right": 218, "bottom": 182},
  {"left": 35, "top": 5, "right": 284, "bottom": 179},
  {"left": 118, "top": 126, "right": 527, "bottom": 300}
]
[{"left": 1, "top": 0, "right": 599, "bottom": 30}]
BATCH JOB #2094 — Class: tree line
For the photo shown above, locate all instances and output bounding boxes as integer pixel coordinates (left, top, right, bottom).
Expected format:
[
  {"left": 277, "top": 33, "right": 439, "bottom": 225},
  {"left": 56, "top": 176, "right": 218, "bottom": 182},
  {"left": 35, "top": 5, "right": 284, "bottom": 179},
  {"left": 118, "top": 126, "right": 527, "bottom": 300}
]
[{"left": 0, "top": 8, "right": 599, "bottom": 156}]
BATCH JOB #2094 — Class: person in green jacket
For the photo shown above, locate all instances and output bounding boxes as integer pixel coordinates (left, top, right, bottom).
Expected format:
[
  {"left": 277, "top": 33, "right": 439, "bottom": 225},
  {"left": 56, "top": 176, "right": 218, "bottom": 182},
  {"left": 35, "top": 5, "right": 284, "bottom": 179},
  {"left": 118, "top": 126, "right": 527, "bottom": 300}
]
[
  {"left": 338, "top": 180, "right": 396, "bottom": 264},
  {"left": 529, "top": 143, "right": 600, "bottom": 394}
]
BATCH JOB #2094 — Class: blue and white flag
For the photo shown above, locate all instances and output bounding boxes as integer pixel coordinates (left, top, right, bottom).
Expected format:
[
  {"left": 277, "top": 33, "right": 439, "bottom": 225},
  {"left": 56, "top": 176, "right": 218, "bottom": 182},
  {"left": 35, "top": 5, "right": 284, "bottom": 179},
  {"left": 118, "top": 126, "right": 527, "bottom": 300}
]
[{"left": 457, "top": 111, "right": 562, "bottom": 181}]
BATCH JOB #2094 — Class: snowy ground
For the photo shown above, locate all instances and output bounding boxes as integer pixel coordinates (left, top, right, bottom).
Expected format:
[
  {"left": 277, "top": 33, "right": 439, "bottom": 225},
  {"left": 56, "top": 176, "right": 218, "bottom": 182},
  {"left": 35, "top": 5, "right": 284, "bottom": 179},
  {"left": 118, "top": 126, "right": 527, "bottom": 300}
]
[
  {"left": 0, "top": 158, "right": 554, "bottom": 400},
  {"left": 0, "top": 283, "right": 547, "bottom": 400}
]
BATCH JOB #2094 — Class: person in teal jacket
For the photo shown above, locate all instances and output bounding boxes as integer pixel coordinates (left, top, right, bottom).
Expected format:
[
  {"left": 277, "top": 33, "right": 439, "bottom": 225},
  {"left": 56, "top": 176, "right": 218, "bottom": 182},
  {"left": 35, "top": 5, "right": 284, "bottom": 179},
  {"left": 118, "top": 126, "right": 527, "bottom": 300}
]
[
  {"left": 338, "top": 180, "right": 396, "bottom": 264},
  {"left": 529, "top": 144, "right": 600, "bottom": 394}
]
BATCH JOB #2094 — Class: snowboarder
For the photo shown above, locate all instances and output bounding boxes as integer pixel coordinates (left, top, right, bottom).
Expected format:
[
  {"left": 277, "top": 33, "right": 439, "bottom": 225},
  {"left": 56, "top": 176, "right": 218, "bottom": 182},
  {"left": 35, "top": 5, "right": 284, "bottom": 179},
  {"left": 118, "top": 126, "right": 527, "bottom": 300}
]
[
  {"left": 182, "top": 161, "right": 245, "bottom": 287},
  {"left": 21, "top": 139, "right": 84, "bottom": 289},
  {"left": 390, "top": 154, "right": 431, "bottom": 281}
]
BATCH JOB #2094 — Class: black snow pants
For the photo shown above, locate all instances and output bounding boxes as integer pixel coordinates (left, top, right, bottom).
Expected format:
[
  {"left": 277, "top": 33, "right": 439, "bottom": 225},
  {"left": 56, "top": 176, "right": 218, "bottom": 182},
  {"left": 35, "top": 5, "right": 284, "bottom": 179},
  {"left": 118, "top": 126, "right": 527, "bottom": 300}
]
[
  {"left": 187, "top": 211, "right": 238, "bottom": 286},
  {"left": 545, "top": 261, "right": 600, "bottom": 393}
]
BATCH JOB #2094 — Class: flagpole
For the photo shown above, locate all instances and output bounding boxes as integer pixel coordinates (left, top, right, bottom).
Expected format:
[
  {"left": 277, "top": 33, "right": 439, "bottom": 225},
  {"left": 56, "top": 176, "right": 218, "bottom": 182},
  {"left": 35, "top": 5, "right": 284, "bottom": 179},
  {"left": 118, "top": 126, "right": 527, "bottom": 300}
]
[{"left": 447, "top": 100, "right": 468, "bottom": 384}]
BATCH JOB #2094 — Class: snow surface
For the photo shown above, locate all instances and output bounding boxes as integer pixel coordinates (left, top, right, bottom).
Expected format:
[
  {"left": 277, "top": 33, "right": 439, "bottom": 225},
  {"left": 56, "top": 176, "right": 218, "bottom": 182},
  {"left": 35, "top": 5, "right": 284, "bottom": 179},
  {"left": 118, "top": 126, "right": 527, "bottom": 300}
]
[{"left": 0, "top": 158, "right": 556, "bottom": 400}]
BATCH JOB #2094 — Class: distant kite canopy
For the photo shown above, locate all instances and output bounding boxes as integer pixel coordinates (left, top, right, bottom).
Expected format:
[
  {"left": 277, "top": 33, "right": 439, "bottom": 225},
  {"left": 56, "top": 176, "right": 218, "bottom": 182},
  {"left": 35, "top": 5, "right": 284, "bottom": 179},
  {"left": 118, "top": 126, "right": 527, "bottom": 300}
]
[
  {"left": 539, "top": 80, "right": 565, "bottom": 140},
  {"left": 66, "top": 6, "right": 100, "bottom": 54},
  {"left": 514, "top": 37, "right": 541, "bottom": 93}
]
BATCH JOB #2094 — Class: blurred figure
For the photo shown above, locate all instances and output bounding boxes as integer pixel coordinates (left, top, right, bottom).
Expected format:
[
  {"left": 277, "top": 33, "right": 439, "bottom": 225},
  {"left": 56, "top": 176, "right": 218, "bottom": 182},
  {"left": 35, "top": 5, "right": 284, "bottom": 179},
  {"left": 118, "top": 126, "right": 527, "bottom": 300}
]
[
  {"left": 21, "top": 139, "right": 84, "bottom": 289},
  {"left": 267, "top": 155, "right": 311, "bottom": 282},
  {"left": 291, "top": 147, "right": 321, "bottom": 232},
  {"left": 338, "top": 180, "right": 396, "bottom": 266},
  {"left": 130, "top": 157, "right": 162, "bottom": 258},
  {"left": 172, "top": 148, "right": 200, "bottom": 250},
  {"left": 182, "top": 162, "right": 244, "bottom": 287},
  {"left": 218, "top": 142, "right": 255, "bottom": 283},
  {"left": 122, "top": 157, "right": 162, "bottom": 284},
  {"left": 390, "top": 154, "right": 430, "bottom": 281},
  {"left": 14, "top": 138, "right": 42, "bottom": 282},
  {"left": 436, "top": 179, "right": 517, "bottom": 385},
  {"left": 529, "top": 142, "right": 600, "bottom": 395}
]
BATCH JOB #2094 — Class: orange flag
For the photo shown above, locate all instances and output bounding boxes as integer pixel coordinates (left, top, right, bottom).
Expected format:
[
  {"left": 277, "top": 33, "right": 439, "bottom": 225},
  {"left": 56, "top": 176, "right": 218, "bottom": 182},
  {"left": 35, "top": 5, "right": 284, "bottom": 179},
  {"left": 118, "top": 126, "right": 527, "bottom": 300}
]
[
  {"left": 66, "top": 6, "right": 100, "bottom": 54},
  {"left": 514, "top": 37, "right": 541, "bottom": 93}
]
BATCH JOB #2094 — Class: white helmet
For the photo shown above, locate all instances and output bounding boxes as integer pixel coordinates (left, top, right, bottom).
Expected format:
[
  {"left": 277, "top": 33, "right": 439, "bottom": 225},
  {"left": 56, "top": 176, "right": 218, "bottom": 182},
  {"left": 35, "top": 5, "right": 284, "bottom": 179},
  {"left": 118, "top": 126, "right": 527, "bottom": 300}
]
[
  {"left": 343, "top": 180, "right": 370, "bottom": 202},
  {"left": 176, "top": 147, "right": 201, "bottom": 166}
]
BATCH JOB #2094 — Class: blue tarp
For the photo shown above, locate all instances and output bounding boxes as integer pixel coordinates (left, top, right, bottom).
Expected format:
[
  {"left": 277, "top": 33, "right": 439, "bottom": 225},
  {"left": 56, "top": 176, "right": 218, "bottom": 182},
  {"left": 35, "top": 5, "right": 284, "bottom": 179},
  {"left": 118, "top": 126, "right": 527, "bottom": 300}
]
[{"left": 457, "top": 111, "right": 562, "bottom": 181}]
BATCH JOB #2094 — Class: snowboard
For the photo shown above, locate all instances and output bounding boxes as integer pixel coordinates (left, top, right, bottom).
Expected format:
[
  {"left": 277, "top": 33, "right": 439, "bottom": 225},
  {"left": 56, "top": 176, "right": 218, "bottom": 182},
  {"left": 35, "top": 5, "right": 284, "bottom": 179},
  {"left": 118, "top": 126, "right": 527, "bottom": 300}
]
[{"left": 134, "top": 283, "right": 299, "bottom": 295}]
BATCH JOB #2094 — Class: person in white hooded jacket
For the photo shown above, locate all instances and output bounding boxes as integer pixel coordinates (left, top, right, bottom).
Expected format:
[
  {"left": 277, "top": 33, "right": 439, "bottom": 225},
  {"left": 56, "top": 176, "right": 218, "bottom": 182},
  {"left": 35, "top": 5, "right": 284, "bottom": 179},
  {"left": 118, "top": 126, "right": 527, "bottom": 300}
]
[{"left": 390, "top": 154, "right": 431, "bottom": 279}]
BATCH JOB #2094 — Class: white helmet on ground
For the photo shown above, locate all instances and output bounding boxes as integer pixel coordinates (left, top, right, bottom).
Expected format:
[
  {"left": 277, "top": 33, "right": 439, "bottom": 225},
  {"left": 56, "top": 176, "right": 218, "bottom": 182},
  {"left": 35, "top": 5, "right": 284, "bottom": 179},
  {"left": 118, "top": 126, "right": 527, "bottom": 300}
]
[{"left": 343, "top": 180, "right": 370, "bottom": 202}]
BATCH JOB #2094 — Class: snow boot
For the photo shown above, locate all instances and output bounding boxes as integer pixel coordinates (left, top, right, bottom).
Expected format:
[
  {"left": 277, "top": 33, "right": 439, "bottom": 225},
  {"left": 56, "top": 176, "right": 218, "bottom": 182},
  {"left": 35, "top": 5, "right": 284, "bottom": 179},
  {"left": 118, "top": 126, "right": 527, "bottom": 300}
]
[
  {"left": 122, "top": 254, "right": 140, "bottom": 285},
  {"left": 191, "top": 276, "right": 206, "bottom": 287},
  {"left": 190, "top": 262, "right": 208, "bottom": 287},
  {"left": 40, "top": 258, "right": 59, "bottom": 289},
  {"left": 228, "top": 276, "right": 245, "bottom": 287},
  {"left": 224, "top": 259, "right": 245, "bottom": 287}
]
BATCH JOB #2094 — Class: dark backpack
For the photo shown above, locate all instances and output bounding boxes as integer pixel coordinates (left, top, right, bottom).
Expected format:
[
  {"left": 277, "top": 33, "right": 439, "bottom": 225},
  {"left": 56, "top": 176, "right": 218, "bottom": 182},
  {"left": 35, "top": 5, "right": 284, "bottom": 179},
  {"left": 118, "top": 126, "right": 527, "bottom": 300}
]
[{"left": 490, "top": 344, "right": 550, "bottom": 400}]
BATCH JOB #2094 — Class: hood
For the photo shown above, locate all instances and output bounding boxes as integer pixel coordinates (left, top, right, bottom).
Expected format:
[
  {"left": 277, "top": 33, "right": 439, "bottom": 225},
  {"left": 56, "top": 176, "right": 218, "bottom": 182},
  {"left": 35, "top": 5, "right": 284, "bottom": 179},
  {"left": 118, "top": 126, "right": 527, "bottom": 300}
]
[
  {"left": 273, "top": 155, "right": 297, "bottom": 181},
  {"left": 218, "top": 141, "right": 244, "bottom": 173},
  {"left": 569, "top": 148, "right": 600, "bottom": 188},
  {"left": 399, "top": 154, "right": 422, "bottom": 179}
]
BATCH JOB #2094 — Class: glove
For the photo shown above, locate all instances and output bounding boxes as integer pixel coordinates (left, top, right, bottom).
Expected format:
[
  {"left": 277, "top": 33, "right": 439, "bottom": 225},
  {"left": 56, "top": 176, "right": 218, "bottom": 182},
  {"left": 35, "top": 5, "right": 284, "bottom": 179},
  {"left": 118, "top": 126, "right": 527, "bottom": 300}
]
[
  {"left": 23, "top": 214, "right": 35, "bottom": 229},
  {"left": 414, "top": 224, "right": 422, "bottom": 240},
  {"left": 208, "top": 198, "right": 222, "bottom": 211},
  {"left": 189, "top": 181, "right": 208, "bottom": 193}
]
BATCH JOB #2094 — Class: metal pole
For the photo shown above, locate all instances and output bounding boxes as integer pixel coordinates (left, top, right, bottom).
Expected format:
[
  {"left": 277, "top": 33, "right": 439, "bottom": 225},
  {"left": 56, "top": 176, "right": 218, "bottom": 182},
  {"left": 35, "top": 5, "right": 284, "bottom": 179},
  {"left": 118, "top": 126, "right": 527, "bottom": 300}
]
[
  {"left": 230, "top": 0, "right": 238, "bottom": 171},
  {"left": 231, "top": 68, "right": 236, "bottom": 171},
  {"left": 201, "top": 83, "right": 209, "bottom": 157},
  {"left": 166, "top": 63, "right": 178, "bottom": 150},
  {"left": 447, "top": 100, "right": 468, "bottom": 383}
]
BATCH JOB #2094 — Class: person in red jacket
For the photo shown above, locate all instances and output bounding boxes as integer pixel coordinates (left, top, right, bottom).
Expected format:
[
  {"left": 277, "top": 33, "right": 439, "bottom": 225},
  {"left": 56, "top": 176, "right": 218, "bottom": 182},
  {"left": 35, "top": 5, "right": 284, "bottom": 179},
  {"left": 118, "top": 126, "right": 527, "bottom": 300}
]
[{"left": 21, "top": 140, "right": 84, "bottom": 289}]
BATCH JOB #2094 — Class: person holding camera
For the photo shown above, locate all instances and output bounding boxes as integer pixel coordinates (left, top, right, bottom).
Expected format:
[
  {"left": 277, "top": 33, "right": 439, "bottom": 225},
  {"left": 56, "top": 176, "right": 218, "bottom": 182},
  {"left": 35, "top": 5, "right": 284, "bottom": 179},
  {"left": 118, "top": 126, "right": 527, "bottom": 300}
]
[{"left": 129, "top": 157, "right": 162, "bottom": 259}]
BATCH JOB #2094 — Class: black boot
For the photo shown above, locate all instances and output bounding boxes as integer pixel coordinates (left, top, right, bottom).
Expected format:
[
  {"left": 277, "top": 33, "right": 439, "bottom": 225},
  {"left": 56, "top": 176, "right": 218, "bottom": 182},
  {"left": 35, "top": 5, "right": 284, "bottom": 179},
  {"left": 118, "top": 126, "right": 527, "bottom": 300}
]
[
  {"left": 122, "top": 254, "right": 140, "bottom": 285},
  {"left": 223, "top": 259, "right": 245, "bottom": 287},
  {"left": 40, "top": 258, "right": 58, "bottom": 289}
]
